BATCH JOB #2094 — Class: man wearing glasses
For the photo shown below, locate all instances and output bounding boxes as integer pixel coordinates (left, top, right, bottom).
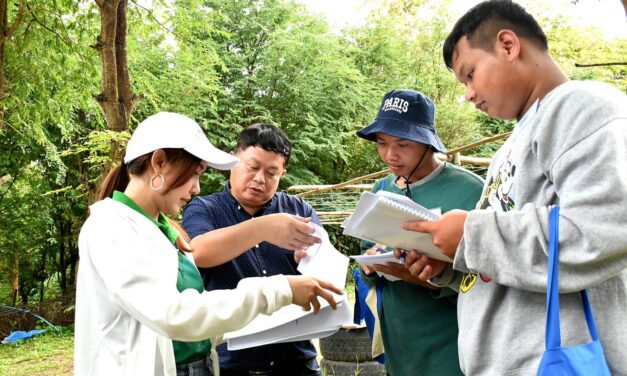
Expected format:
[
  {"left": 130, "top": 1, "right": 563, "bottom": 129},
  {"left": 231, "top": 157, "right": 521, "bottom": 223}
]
[{"left": 183, "top": 123, "right": 323, "bottom": 376}]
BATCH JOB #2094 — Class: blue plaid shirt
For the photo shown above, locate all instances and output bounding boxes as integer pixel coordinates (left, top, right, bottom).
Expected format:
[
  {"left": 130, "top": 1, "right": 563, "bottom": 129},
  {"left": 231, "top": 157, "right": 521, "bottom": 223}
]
[{"left": 182, "top": 182, "right": 320, "bottom": 370}]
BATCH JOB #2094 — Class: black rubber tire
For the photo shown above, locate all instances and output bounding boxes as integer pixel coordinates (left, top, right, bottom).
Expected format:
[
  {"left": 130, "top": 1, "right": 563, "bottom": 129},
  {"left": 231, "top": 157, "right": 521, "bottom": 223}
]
[
  {"left": 320, "top": 358, "right": 386, "bottom": 376},
  {"left": 319, "top": 327, "right": 374, "bottom": 362}
]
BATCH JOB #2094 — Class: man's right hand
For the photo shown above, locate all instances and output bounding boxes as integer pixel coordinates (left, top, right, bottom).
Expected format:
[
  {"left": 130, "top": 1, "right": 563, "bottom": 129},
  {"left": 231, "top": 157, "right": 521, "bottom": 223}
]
[
  {"left": 286, "top": 276, "right": 343, "bottom": 314},
  {"left": 191, "top": 213, "right": 322, "bottom": 268},
  {"left": 260, "top": 214, "right": 321, "bottom": 251}
]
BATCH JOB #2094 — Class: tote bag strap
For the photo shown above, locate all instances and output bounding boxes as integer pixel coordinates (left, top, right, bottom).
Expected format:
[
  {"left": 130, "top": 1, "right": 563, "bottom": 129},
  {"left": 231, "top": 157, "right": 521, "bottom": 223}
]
[{"left": 544, "top": 206, "right": 600, "bottom": 349}]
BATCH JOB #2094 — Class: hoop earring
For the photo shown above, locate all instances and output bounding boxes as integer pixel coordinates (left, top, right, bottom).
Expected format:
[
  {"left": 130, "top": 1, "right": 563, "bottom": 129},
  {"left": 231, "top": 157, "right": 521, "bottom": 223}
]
[{"left": 150, "top": 173, "right": 165, "bottom": 191}]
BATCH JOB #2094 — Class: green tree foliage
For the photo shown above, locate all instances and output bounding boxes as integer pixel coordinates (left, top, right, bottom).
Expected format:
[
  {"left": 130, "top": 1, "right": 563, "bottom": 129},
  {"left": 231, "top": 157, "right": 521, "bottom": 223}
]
[
  {"left": 0, "top": 0, "right": 102, "bottom": 304},
  {"left": 346, "top": 0, "right": 483, "bottom": 161},
  {"left": 191, "top": 0, "right": 373, "bottom": 189},
  {"left": 1, "top": 0, "right": 624, "bottom": 306},
  {"left": 125, "top": 0, "right": 230, "bottom": 189}
]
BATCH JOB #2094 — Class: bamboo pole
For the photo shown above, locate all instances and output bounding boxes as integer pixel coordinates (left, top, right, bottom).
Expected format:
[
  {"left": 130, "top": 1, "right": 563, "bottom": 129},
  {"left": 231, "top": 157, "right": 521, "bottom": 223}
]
[
  {"left": 292, "top": 154, "right": 491, "bottom": 195},
  {"left": 297, "top": 169, "right": 391, "bottom": 197},
  {"left": 293, "top": 133, "right": 501, "bottom": 196},
  {"left": 287, "top": 184, "right": 372, "bottom": 192},
  {"left": 445, "top": 132, "right": 511, "bottom": 155},
  {"left": 441, "top": 154, "right": 491, "bottom": 166}
]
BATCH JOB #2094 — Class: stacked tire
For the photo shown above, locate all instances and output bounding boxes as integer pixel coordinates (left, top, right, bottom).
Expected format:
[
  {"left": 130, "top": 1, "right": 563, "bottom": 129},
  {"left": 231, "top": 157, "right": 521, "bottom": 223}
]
[{"left": 318, "top": 326, "right": 386, "bottom": 376}]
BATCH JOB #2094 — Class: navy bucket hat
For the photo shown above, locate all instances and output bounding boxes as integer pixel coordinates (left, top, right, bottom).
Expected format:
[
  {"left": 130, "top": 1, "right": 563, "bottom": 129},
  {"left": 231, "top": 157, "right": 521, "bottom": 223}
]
[{"left": 357, "top": 89, "right": 447, "bottom": 153}]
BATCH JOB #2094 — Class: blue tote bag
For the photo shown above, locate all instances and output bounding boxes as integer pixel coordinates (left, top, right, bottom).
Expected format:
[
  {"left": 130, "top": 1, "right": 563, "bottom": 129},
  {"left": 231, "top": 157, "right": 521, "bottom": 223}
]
[{"left": 536, "top": 206, "right": 611, "bottom": 376}]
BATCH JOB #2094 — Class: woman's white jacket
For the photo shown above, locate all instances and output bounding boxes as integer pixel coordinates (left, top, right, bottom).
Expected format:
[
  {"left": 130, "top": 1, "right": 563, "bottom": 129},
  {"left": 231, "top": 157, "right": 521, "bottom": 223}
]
[{"left": 74, "top": 198, "right": 293, "bottom": 375}]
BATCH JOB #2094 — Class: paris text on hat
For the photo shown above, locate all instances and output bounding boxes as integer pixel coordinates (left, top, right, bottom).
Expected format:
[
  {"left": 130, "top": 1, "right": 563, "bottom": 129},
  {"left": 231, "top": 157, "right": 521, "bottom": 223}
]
[{"left": 357, "top": 89, "right": 447, "bottom": 153}]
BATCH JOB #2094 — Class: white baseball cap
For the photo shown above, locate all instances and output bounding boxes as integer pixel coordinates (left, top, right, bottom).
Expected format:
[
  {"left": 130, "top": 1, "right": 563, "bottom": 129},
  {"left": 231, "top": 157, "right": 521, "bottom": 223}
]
[{"left": 124, "top": 112, "right": 239, "bottom": 170}]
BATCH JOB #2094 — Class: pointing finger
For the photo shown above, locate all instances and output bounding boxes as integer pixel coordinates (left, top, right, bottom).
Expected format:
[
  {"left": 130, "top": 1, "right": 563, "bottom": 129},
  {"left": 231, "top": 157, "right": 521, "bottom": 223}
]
[
  {"left": 402, "top": 220, "right": 433, "bottom": 233},
  {"left": 318, "top": 279, "right": 343, "bottom": 296}
]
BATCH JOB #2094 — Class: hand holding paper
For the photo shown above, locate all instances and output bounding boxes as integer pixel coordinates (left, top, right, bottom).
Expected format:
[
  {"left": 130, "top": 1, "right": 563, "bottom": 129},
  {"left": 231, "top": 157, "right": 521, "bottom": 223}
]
[
  {"left": 223, "top": 224, "right": 352, "bottom": 351},
  {"left": 373, "top": 258, "right": 440, "bottom": 290},
  {"left": 260, "top": 213, "right": 321, "bottom": 251},
  {"left": 359, "top": 243, "right": 386, "bottom": 276},
  {"left": 401, "top": 209, "right": 468, "bottom": 259},
  {"left": 395, "top": 249, "right": 447, "bottom": 284},
  {"left": 351, "top": 252, "right": 403, "bottom": 281},
  {"left": 286, "top": 275, "right": 343, "bottom": 313},
  {"left": 342, "top": 190, "right": 452, "bottom": 262}
]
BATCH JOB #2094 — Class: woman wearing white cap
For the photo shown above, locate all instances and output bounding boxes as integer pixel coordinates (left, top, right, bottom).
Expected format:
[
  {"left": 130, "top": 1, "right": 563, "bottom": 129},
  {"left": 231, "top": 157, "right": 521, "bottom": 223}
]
[{"left": 74, "top": 112, "right": 342, "bottom": 376}]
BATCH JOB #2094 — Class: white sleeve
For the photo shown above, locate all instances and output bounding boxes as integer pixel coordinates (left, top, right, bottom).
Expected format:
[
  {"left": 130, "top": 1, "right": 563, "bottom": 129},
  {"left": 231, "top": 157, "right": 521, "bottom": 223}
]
[{"left": 86, "top": 226, "right": 293, "bottom": 342}]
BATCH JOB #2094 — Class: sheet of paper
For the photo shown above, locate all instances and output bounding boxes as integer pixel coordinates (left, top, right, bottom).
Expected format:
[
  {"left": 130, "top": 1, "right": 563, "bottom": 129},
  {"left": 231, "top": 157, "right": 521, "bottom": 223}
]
[
  {"left": 350, "top": 252, "right": 403, "bottom": 281},
  {"left": 350, "top": 252, "right": 400, "bottom": 266},
  {"left": 224, "top": 224, "right": 351, "bottom": 350},
  {"left": 297, "top": 224, "right": 349, "bottom": 290},
  {"left": 225, "top": 297, "right": 353, "bottom": 350},
  {"left": 376, "top": 190, "right": 442, "bottom": 218}
]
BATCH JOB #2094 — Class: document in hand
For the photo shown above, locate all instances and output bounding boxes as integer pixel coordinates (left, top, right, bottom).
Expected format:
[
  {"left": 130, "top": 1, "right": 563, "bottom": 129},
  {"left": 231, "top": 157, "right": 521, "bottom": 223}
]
[
  {"left": 342, "top": 190, "right": 452, "bottom": 262},
  {"left": 223, "top": 224, "right": 353, "bottom": 351},
  {"left": 349, "top": 252, "right": 403, "bottom": 281}
]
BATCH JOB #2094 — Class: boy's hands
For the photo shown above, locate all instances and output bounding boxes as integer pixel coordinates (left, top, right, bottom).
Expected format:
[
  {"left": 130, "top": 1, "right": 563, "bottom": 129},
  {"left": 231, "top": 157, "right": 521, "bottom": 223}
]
[
  {"left": 397, "top": 249, "right": 447, "bottom": 281},
  {"left": 397, "top": 210, "right": 468, "bottom": 281},
  {"left": 401, "top": 209, "right": 468, "bottom": 259},
  {"left": 371, "top": 253, "right": 440, "bottom": 290},
  {"left": 360, "top": 243, "right": 386, "bottom": 275}
]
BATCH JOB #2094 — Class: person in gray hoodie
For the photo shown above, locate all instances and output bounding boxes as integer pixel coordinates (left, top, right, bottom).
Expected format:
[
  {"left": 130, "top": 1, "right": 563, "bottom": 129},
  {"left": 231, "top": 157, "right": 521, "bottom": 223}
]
[{"left": 398, "top": 1, "right": 627, "bottom": 375}]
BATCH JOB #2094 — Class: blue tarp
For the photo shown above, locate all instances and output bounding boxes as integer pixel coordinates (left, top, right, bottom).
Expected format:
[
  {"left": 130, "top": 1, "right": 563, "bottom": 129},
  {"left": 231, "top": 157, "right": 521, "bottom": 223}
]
[
  {"left": 0, "top": 305, "right": 59, "bottom": 345},
  {"left": 2, "top": 329, "right": 46, "bottom": 344}
]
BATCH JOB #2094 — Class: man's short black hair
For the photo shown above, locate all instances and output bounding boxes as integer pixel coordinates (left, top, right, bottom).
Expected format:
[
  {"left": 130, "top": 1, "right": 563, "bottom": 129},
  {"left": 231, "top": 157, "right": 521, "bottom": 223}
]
[
  {"left": 235, "top": 123, "right": 292, "bottom": 166},
  {"left": 443, "top": 0, "right": 548, "bottom": 69}
]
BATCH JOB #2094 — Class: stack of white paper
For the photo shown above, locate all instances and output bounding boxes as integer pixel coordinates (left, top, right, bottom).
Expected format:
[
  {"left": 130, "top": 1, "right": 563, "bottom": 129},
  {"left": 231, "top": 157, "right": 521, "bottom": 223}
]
[{"left": 224, "top": 224, "right": 353, "bottom": 350}]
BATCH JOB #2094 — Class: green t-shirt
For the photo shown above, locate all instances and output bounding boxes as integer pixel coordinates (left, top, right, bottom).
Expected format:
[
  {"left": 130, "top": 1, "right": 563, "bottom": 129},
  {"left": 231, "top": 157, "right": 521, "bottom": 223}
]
[
  {"left": 360, "top": 163, "right": 484, "bottom": 376},
  {"left": 111, "top": 191, "right": 211, "bottom": 365}
]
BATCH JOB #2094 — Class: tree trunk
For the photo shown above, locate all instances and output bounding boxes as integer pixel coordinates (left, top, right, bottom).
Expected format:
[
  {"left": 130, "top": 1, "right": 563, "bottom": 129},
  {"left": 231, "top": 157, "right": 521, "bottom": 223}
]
[
  {"left": 94, "top": 0, "right": 135, "bottom": 138},
  {"left": 92, "top": 0, "right": 136, "bottom": 203},
  {"left": 58, "top": 227, "right": 67, "bottom": 295},
  {"left": 58, "top": 220, "right": 78, "bottom": 300},
  {"left": 11, "top": 250, "right": 18, "bottom": 306},
  {"left": 18, "top": 278, "right": 28, "bottom": 305}
]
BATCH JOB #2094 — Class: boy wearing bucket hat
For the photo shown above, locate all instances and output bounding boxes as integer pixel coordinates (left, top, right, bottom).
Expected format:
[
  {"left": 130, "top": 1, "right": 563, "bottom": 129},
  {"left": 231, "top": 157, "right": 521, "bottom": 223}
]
[
  {"left": 74, "top": 112, "right": 342, "bottom": 376},
  {"left": 356, "top": 90, "right": 483, "bottom": 376}
]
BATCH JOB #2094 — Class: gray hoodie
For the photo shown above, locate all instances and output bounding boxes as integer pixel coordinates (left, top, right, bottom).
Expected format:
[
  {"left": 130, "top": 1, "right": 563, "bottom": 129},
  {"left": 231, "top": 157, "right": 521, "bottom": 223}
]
[{"left": 443, "top": 81, "right": 627, "bottom": 375}]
